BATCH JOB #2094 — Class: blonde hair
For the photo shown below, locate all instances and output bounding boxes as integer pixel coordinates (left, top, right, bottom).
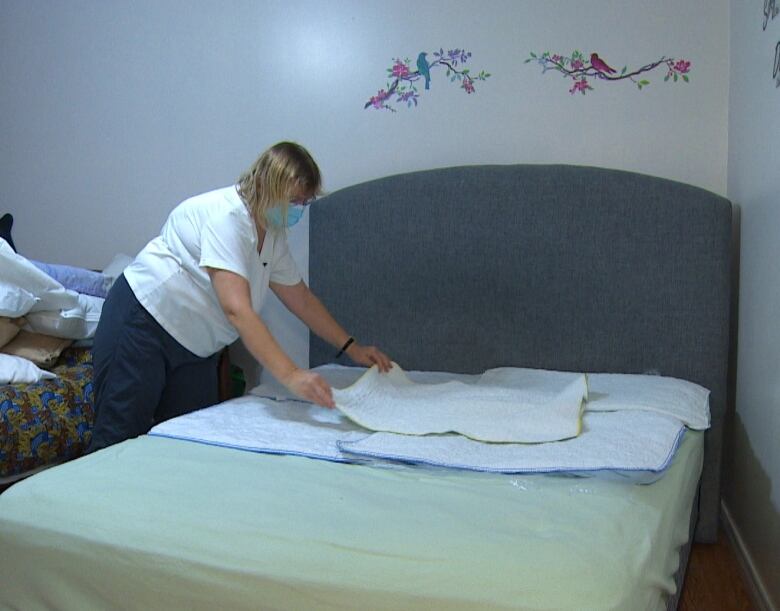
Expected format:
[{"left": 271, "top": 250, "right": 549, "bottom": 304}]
[{"left": 236, "top": 141, "right": 322, "bottom": 231}]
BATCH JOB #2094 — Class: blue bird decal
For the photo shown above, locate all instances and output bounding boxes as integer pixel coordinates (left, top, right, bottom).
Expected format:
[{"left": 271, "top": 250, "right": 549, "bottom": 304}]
[{"left": 416, "top": 52, "right": 431, "bottom": 89}]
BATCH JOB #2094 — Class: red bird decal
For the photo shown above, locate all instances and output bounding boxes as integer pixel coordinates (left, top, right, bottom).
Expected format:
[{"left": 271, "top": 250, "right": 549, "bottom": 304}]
[{"left": 590, "top": 53, "right": 617, "bottom": 74}]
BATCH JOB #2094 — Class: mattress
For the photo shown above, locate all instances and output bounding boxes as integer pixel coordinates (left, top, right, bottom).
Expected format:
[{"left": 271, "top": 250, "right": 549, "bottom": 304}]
[{"left": 0, "top": 430, "right": 703, "bottom": 610}]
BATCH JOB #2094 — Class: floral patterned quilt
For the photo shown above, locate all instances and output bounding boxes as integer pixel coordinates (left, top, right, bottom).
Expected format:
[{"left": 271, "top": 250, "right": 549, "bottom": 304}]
[{"left": 0, "top": 348, "right": 94, "bottom": 480}]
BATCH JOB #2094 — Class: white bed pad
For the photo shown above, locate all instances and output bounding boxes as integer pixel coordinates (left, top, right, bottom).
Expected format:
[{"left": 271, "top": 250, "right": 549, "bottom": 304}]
[
  {"left": 253, "top": 365, "right": 710, "bottom": 430},
  {"left": 332, "top": 363, "right": 588, "bottom": 442},
  {"left": 150, "top": 364, "right": 704, "bottom": 477},
  {"left": 339, "top": 411, "right": 685, "bottom": 474}
]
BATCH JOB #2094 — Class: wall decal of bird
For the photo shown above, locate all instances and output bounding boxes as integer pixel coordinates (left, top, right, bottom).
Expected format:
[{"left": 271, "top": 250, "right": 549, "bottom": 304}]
[
  {"left": 528, "top": 48, "right": 691, "bottom": 96},
  {"left": 590, "top": 53, "right": 617, "bottom": 75},
  {"left": 416, "top": 52, "right": 431, "bottom": 89}
]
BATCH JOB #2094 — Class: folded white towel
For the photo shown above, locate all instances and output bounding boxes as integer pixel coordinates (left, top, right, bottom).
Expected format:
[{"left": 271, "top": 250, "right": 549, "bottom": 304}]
[{"left": 332, "top": 364, "right": 588, "bottom": 443}]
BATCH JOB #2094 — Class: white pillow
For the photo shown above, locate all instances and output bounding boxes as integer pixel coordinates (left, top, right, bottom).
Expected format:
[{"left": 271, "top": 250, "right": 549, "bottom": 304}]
[
  {"left": 0, "top": 281, "right": 37, "bottom": 317},
  {"left": 24, "top": 293, "right": 104, "bottom": 340},
  {"left": 0, "top": 239, "right": 80, "bottom": 314},
  {"left": 78, "top": 293, "right": 104, "bottom": 337},
  {"left": 585, "top": 373, "right": 711, "bottom": 430},
  {"left": 24, "top": 307, "right": 87, "bottom": 340},
  {"left": 0, "top": 354, "right": 57, "bottom": 384},
  {"left": 479, "top": 367, "right": 711, "bottom": 430}
]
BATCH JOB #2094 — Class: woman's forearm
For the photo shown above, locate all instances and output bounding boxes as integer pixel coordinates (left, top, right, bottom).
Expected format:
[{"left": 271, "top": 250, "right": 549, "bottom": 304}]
[
  {"left": 271, "top": 280, "right": 393, "bottom": 373},
  {"left": 227, "top": 307, "right": 300, "bottom": 382}
]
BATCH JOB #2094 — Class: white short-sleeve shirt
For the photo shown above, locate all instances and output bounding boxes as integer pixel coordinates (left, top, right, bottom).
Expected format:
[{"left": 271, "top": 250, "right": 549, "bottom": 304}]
[{"left": 124, "top": 186, "right": 302, "bottom": 357}]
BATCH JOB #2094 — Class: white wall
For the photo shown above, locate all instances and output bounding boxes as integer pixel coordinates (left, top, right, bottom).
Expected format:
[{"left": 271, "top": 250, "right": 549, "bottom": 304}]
[
  {"left": 726, "top": 2, "right": 780, "bottom": 607},
  {"left": 13, "top": 2, "right": 779, "bottom": 603},
  {"left": 6, "top": 4, "right": 778, "bottom": 605},
  {"left": 1, "top": 0, "right": 729, "bottom": 266},
  {"left": 0, "top": 0, "right": 730, "bottom": 380}
]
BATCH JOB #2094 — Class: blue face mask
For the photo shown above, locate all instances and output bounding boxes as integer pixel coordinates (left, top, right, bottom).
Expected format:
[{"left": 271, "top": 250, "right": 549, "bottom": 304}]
[{"left": 267, "top": 205, "right": 306, "bottom": 228}]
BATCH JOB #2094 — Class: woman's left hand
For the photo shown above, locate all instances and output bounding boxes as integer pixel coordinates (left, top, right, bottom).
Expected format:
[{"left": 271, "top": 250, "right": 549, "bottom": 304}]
[{"left": 346, "top": 342, "right": 393, "bottom": 373}]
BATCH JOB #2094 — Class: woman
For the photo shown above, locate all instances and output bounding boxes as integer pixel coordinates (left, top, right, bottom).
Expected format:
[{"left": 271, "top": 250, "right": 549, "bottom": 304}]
[{"left": 88, "top": 142, "right": 391, "bottom": 453}]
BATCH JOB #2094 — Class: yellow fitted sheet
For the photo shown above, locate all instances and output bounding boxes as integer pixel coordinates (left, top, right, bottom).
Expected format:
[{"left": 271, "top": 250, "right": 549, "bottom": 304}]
[{"left": 0, "top": 431, "right": 703, "bottom": 610}]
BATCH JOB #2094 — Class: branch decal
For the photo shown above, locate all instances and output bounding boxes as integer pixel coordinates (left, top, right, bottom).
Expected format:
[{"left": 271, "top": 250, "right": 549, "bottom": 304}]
[
  {"left": 775, "top": 41, "right": 780, "bottom": 88},
  {"left": 526, "top": 50, "right": 692, "bottom": 95},
  {"left": 365, "top": 48, "right": 491, "bottom": 111},
  {"left": 764, "top": 0, "right": 779, "bottom": 30}
]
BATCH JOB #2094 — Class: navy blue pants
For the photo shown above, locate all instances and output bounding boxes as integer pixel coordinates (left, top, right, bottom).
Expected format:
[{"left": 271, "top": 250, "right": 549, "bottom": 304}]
[{"left": 87, "top": 274, "right": 219, "bottom": 453}]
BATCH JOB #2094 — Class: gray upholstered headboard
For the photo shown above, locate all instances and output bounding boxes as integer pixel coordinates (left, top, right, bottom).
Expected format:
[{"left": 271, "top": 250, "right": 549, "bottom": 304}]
[{"left": 309, "top": 164, "right": 731, "bottom": 543}]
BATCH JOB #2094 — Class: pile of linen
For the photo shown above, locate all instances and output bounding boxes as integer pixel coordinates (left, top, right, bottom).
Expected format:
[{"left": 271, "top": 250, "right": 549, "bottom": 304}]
[{"left": 0, "top": 238, "right": 128, "bottom": 383}]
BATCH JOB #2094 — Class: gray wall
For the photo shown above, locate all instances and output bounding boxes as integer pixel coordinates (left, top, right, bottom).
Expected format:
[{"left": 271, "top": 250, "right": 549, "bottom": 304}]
[{"left": 725, "top": 3, "right": 780, "bottom": 607}]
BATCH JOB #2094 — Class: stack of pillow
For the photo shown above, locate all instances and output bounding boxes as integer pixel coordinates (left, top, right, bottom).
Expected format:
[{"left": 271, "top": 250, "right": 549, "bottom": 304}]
[{"left": 0, "top": 214, "right": 128, "bottom": 384}]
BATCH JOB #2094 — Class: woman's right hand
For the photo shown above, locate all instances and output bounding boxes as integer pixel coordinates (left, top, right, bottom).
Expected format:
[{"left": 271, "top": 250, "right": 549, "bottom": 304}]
[{"left": 280, "top": 368, "right": 335, "bottom": 409}]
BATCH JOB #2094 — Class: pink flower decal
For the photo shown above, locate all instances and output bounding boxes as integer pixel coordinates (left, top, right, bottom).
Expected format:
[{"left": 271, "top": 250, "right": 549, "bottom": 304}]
[
  {"left": 391, "top": 60, "right": 410, "bottom": 78},
  {"left": 569, "top": 77, "right": 591, "bottom": 95},
  {"left": 365, "top": 48, "right": 491, "bottom": 111},
  {"left": 369, "top": 90, "right": 391, "bottom": 110},
  {"left": 673, "top": 60, "right": 691, "bottom": 74}
]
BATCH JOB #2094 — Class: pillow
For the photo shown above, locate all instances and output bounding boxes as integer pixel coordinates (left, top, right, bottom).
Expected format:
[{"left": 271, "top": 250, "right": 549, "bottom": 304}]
[
  {"left": 78, "top": 293, "right": 104, "bottom": 337},
  {"left": 0, "top": 240, "right": 79, "bottom": 314},
  {"left": 1, "top": 330, "right": 72, "bottom": 367},
  {"left": 0, "top": 317, "right": 25, "bottom": 349},
  {"left": 24, "top": 308, "right": 87, "bottom": 340},
  {"left": 0, "top": 353, "right": 57, "bottom": 384},
  {"left": 585, "top": 373, "right": 711, "bottom": 430},
  {"left": 479, "top": 367, "right": 711, "bottom": 430},
  {"left": 30, "top": 261, "right": 112, "bottom": 299},
  {"left": 0, "top": 317, "right": 25, "bottom": 348},
  {"left": 0, "top": 283, "right": 37, "bottom": 318},
  {"left": 0, "top": 214, "right": 15, "bottom": 252},
  {"left": 24, "top": 293, "right": 103, "bottom": 340}
]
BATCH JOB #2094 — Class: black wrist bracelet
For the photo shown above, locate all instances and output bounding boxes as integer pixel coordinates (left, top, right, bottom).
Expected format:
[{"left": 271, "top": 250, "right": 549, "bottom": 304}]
[{"left": 336, "top": 337, "right": 355, "bottom": 358}]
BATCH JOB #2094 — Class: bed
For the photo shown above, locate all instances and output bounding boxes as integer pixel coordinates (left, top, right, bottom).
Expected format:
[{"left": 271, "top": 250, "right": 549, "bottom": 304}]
[
  {"left": 0, "top": 164, "right": 732, "bottom": 610},
  {"left": 0, "top": 223, "right": 232, "bottom": 487},
  {"left": 1, "top": 218, "right": 101, "bottom": 485},
  {"left": 0, "top": 347, "right": 94, "bottom": 484}
]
